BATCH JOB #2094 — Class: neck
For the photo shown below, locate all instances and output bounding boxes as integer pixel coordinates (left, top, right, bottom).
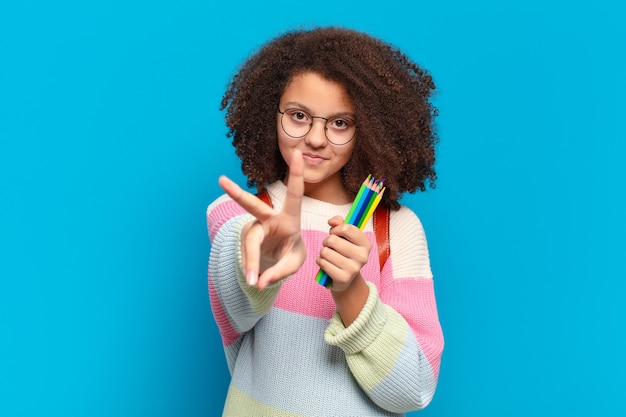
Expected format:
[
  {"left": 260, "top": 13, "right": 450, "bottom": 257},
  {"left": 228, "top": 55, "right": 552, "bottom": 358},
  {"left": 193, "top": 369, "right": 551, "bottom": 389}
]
[
  {"left": 304, "top": 179, "right": 352, "bottom": 204},
  {"left": 281, "top": 176, "right": 352, "bottom": 205}
]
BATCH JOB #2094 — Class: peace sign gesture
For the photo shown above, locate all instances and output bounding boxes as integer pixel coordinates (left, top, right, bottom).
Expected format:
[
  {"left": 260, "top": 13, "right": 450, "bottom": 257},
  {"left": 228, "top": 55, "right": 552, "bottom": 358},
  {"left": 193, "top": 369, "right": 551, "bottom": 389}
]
[{"left": 217, "top": 150, "right": 306, "bottom": 290}]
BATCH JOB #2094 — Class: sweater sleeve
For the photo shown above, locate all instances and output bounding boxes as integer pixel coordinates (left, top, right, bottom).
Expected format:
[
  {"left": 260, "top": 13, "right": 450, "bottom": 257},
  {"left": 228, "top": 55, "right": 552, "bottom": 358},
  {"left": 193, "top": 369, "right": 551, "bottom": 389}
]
[
  {"left": 324, "top": 207, "right": 444, "bottom": 413},
  {"left": 207, "top": 195, "right": 283, "bottom": 355}
]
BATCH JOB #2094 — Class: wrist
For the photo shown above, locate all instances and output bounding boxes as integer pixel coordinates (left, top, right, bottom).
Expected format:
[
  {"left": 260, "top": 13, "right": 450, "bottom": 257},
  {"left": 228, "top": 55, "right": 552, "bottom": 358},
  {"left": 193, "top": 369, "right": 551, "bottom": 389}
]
[{"left": 331, "top": 274, "right": 369, "bottom": 327}]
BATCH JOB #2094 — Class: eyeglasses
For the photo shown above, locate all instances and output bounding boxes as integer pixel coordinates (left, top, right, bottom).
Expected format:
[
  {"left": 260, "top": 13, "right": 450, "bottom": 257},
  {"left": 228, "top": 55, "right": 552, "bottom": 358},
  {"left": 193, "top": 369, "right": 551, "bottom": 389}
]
[{"left": 278, "top": 108, "right": 356, "bottom": 146}]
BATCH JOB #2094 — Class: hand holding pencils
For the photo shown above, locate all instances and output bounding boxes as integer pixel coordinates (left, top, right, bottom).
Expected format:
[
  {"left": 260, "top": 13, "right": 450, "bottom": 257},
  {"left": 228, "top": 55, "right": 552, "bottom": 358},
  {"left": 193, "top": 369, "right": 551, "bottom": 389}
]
[{"left": 315, "top": 175, "right": 385, "bottom": 288}]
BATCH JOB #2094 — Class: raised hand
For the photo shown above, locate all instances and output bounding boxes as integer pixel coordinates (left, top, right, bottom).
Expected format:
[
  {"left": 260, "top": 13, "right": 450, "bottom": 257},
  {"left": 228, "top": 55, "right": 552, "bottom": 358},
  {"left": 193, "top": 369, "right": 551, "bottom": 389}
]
[{"left": 218, "top": 150, "right": 306, "bottom": 290}]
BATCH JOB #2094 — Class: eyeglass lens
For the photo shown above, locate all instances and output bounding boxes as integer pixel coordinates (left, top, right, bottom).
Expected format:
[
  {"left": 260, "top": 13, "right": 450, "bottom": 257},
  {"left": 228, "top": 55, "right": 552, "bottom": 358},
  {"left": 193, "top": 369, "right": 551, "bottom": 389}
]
[{"left": 280, "top": 108, "right": 355, "bottom": 145}]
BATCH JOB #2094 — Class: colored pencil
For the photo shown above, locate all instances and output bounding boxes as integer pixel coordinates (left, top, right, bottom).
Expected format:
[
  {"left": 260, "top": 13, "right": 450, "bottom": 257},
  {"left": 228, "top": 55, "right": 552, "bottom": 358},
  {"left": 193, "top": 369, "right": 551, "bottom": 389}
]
[{"left": 315, "top": 175, "right": 386, "bottom": 288}]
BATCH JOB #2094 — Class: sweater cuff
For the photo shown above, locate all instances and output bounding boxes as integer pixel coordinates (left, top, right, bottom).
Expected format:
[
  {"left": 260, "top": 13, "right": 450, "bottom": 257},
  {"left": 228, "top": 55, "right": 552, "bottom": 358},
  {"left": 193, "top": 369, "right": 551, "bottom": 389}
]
[{"left": 324, "top": 282, "right": 388, "bottom": 354}]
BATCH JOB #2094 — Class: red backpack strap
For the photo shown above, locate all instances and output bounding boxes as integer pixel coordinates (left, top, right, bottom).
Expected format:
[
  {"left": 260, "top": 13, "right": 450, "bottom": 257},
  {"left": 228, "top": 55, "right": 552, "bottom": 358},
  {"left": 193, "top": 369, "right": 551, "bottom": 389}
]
[
  {"left": 373, "top": 205, "right": 390, "bottom": 271},
  {"left": 257, "top": 188, "right": 273, "bottom": 208}
]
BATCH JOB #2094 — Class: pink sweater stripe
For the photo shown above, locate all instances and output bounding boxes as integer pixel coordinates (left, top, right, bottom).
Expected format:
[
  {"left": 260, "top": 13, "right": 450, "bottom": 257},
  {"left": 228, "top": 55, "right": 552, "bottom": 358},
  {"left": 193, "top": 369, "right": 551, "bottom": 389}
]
[
  {"left": 208, "top": 275, "right": 240, "bottom": 347},
  {"left": 381, "top": 277, "right": 443, "bottom": 379},
  {"left": 207, "top": 197, "right": 246, "bottom": 241},
  {"left": 273, "top": 228, "right": 382, "bottom": 319}
]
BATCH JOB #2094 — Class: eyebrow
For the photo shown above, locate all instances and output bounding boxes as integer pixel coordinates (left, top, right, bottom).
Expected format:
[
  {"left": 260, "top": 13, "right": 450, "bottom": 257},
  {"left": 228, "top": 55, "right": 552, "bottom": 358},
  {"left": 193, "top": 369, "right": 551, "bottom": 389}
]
[{"left": 281, "top": 101, "right": 356, "bottom": 119}]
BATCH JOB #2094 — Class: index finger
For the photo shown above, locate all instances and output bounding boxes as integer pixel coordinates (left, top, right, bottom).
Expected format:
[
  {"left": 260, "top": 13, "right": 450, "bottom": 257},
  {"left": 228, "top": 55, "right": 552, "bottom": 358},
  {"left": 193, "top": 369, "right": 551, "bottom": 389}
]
[
  {"left": 218, "top": 175, "right": 275, "bottom": 220},
  {"left": 281, "top": 149, "right": 304, "bottom": 219}
]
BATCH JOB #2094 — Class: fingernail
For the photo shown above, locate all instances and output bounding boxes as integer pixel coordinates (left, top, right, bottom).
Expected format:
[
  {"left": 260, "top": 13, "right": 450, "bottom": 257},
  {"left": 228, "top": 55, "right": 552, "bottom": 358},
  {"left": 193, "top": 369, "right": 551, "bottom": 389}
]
[{"left": 247, "top": 272, "right": 257, "bottom": 286}]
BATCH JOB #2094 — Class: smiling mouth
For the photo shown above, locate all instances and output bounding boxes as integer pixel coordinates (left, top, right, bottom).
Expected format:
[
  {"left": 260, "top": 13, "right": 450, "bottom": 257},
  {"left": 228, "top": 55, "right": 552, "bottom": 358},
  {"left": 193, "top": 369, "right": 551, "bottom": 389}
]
[{"left": 302, "top": 153, "right": 326, "bottom": 164}]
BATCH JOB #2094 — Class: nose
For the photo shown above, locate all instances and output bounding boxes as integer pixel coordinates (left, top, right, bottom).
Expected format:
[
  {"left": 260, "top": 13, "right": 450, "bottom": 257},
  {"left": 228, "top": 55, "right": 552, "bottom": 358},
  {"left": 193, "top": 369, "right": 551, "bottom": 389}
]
[{"left": 304, "top": 117, "right": 328, "bottom": 147}]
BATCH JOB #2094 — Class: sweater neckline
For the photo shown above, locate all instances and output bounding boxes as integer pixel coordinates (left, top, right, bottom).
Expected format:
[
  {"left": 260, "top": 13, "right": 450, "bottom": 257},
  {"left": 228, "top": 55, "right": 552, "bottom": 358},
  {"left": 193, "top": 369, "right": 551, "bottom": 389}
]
[{"left": 266, "top": 181, "right": 353, "bottom": 216}]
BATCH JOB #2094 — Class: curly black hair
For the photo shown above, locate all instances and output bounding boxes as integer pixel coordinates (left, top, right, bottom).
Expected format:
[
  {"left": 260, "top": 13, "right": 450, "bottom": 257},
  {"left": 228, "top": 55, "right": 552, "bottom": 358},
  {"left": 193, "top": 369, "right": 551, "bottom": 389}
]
[{"left": 221, "top": 26, "right": 438, "bottom": 210}]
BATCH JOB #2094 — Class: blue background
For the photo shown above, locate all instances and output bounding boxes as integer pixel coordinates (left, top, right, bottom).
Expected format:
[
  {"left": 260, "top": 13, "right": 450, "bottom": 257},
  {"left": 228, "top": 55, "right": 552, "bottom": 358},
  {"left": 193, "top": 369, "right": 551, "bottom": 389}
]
[{"left": 1, "top": 1, "right": 624, "bottom": 416}]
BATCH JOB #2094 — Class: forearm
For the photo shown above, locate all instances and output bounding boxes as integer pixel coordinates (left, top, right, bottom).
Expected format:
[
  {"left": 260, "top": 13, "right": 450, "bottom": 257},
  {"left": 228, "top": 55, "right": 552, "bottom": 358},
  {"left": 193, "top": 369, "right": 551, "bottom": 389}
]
[
  {"left": 325, "top": 281, "right": 443, "bottom": 412},
  {"left": 208, "top": 214, "right": 282, "bottom": 337},
  {"left": 330, "top": 273, "right": 369, "bottom": 327}
]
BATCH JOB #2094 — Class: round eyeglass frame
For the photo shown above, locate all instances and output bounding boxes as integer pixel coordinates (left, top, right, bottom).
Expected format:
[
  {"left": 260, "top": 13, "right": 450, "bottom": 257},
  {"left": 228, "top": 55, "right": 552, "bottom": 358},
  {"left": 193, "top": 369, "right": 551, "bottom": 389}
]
[{"left": 278, "top": 108, "right": 356, "bottom": 146}]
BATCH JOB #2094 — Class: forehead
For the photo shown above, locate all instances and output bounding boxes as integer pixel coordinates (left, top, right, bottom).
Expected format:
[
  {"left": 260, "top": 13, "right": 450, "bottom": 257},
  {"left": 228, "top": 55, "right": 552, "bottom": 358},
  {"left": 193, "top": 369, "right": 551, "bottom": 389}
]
[{"left": 280, "top": 72, "right": 354, "bottom": 114}]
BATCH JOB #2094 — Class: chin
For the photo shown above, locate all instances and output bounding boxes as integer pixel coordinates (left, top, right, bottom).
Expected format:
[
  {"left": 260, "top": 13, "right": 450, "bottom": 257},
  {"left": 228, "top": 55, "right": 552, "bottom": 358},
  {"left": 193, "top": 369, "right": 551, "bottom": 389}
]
[{"left": 302, "top": 171, "right": 327, "bottom": 184}]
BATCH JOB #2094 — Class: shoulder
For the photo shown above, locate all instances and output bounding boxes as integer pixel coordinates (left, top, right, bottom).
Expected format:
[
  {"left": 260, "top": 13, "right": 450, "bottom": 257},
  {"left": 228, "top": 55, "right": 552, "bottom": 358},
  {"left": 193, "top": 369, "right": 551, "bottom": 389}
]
[
  {"left": 206, "top": 193, "right": 247, "bottom": 241},
  {"left": 389, "top": 205, "right": 426, "bottom": 236},
  {"left": 388, "top": 204, "right": 432, "bottom": 279},
  {"left": 206, "top": 181, "right": 285, "bottom": 228},
  {"left": 207, "top": 193, "right": 240, "bottom": 219},
  {"left": 207, "top": 193, "right": 232, "bottom": 213}
]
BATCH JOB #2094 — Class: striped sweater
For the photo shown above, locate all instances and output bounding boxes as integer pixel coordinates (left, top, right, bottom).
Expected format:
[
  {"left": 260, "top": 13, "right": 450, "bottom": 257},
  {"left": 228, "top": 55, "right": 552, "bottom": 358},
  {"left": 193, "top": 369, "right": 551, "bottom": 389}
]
[{"left": 207, "top": 181, "right": 443, "bottom": 417}]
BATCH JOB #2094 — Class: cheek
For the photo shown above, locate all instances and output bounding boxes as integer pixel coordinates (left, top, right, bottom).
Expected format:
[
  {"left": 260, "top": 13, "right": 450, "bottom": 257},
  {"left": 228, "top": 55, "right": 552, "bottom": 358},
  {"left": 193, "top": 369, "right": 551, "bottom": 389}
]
[
  {"left": 277, "top": 132, "right": 293, "bottom": 164},
  {"left": 338, "top": 142, "right": 356, "bottom": 163}
]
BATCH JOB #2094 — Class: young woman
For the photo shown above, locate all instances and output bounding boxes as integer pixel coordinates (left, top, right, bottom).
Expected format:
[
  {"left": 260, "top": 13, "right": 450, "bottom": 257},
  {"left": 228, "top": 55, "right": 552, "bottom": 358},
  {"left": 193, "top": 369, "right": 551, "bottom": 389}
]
[{"left": 207, "top": 27, "right": 444, "bottom": 416}]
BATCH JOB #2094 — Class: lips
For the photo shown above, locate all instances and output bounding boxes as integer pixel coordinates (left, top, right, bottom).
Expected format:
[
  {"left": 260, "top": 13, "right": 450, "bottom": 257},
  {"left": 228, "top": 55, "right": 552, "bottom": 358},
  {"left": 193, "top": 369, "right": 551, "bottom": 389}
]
[{"left": 302, "top": 152, "right": 327, "bottom": 165}]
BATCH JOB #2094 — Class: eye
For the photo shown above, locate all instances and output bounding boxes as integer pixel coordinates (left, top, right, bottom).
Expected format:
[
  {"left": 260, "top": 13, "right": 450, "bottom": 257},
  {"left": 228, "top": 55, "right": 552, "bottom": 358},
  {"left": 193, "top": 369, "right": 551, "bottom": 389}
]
[
  {"left": 286, "top": 109, "right": 311, "bottom": 124},
  {"left": 328, "top": 117, "right": 354, "bottom": 130}
]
